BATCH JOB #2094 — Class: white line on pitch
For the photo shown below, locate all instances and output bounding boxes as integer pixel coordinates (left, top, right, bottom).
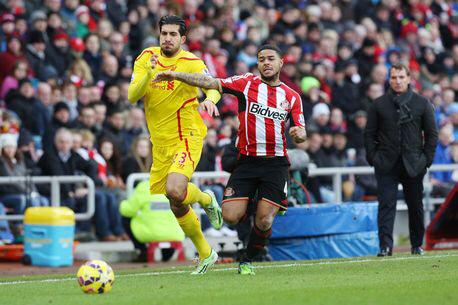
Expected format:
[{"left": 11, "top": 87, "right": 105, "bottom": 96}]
[{"left": 1, "top": 253, "right": 457, "bottom": 286}]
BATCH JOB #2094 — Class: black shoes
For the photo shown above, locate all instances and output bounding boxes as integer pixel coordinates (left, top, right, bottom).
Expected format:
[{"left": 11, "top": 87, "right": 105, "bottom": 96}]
[
  {"left": 377, "top": 247, "right": 393, "bottom": 257},
  {"left": 411, "top": 247, "right": 424, "bottom": 255},
  {"left": 377, "top": 246, "right": 424, "bottom": 257}
]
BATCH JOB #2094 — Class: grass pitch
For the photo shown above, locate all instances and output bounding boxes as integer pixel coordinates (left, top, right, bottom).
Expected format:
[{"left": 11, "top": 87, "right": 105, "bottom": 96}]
[{"left": 1, "top": 251, "right": 458, "bottom": 305}]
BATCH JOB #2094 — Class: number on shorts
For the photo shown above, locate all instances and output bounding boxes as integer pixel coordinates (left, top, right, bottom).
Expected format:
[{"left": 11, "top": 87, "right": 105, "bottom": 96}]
[{"left": 173, "top": 152, "right": 187, "bottom": 167}]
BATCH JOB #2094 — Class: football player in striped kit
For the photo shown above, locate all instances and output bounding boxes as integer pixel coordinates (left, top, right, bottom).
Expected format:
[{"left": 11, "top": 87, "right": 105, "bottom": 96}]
[{"left": 154, "top": 44, "right": 307, "bottom": 275}]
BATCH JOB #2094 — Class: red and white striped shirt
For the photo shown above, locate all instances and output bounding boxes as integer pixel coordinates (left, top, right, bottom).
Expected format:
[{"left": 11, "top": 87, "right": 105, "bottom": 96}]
[{"left": 219, "top": 73, "right": 305, "bottom": 157}]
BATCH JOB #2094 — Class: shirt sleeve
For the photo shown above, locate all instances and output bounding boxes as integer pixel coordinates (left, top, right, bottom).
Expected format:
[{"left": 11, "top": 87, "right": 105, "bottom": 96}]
[
  {"left": 219, "top": 73, "right": 252, "bottom": 94},
  {"left": 290, "top": 93, "right": 306, "bottom": 128},
  {"left": 127, "top": 50, "right": 154, "bottom": 103}
]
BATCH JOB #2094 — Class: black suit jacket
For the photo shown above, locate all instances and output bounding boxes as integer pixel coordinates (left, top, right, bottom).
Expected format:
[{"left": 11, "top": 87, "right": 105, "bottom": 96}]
[
  {"left": 37, "top": 147, "right": 99, "bottom": 199},
  {"left": 364, "top": 88, "right": 438, "bottom": 177}
]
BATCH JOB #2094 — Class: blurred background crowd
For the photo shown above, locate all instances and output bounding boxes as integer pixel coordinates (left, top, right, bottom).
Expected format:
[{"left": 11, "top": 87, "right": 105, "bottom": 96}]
[{"left": 0, "top": 0, "right": 457, "bottom": 242}]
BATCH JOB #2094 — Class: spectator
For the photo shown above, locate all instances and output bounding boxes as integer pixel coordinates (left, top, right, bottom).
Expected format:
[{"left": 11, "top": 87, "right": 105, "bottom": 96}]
[
  {"left": 76, "top": 130, "right": 128, "bottom": 241},
  {"left": 300, "top": 76, "right": 323, "bottom": 118},
  {"left": 93, "top": 102, "right": 107, "bottom": 131},
  {"left": 66, "top": 56, "right": 94, "bottom": 87},
  {"left": 100, "top": 106, "right": 128, "bottom": 155},
  {"left": 73, "top": 105, "right": 99, "bottom": 137},
  {"left": 196, "top": 128, "right": 219, "bottom": 172},
  {"left": 101, "top": 81, "right": 122, "bottom": 109},
  {"left": 47, "top": 29, "right": 72, "bottom": 76},
  {"left": 61, "top": 0, "right": 79, "bottom": 35},
  {"left": 448, "top": 103, "right": 458, "bottom": 140},
  {"left": 109, "top": 31, "right": 132, "bottom": 80},
  {"left": 42, "top": 101, "right": 72, "bottom": 150},
  {"left": 347, "top": 110, "right": 368, "bottom": 152},
  {"left": 4, "top": 78, "right": 48, "bottom": 138},
  {"left": 98, "top": 54, "right": 119, "bottom": 84},
  {"left": 0, "top": 13, "right": 16, "bottom": 52},
  {"left": 361, "top": 82, "right": 384, "bottom": 113},
  {"left": 46, "top": 12, "right": 64, "bottom": 40},
  {"left": 308, "top": 103, "right": 330, "bottom": 133},
  {"left": 61, "top": 82, "right": 79, "bottom": 121},
  {"left": 450, "top": 141, "right": 458, "bottom": 183},
  {"left": 25, "top": 30, "right": 57, "bottom": 81},
  {"left": 77, "top": 86, "right": 92, "bottom": 107},
  {"left": 38, "top": 128, "right": 117, "bottom": 241},
  {"left": 98, "top": 137, "right": 125, "bottom": 191},
  {"left": 83, "top": 33, "right": 102, "bottom": 81},
  {"left": 30, "top": 11, "right": 48, "bottom": 35},
  {"left": 75, "top": 6, "right": 92, "bottom": 38},
  {"left": 329, "top": 107, "right": 347, "bottom": 133},
  {"left": 430, "top": 124, "right": 455, "bottom": 197},
  {"left": 0, "top": 133, "right": 49, "bottom": 215},
  {"left": 0, "top": 60, "right": 28, "bottom": 100},
  {"left": 121, "top": 134, "right": 152, "bottom": 183},
  {"left": 0, "top": 35, "right": 27, "bottom": 85},
  {"left": 124, "top": 107, "right": 147, "bottom": 150},
  {"left": 332, "top": 61, "right": 362, "bottom": 116}
]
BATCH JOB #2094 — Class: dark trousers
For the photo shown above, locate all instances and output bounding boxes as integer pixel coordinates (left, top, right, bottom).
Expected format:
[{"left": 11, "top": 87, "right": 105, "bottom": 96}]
[
  {"left": 122, "top": 216, "right": 146, "bottom": 253},
  {"left": 375, "top": 159, "right": 425, "bottom": 249}
]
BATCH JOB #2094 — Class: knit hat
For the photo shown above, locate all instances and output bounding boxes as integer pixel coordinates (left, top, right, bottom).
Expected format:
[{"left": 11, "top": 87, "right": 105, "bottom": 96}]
[
  {"left": 69, "top": 37, "right": 85, "bottom": 52},
  {"left": 30, "top": 11, "right": 47, "bottom": 23},
  {"left": 1, "top": 133, "right": 18, "bottom": 148},
  {"left": 53, "top": 29, "right": 69, "bottom": 42},
  {"left": 0, "top": 13, "right": 15, "bottom": 24},
  {"left": 312, "top": 103, "right": 330, "bottom": 119},
  {"left": 300, "top": 76, "right": 320, "bottom": 94},
  {"left": 75, "top": 6, "right": 90, "bottom": 18},
  {"left": 53, "top": 101, "right": 70, "bottom": 114}
]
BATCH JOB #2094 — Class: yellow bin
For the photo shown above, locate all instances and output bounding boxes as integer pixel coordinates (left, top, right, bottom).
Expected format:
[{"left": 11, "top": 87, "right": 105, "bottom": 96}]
[{"left": 24, "top": 207, "right": 75, "bottom": 267}]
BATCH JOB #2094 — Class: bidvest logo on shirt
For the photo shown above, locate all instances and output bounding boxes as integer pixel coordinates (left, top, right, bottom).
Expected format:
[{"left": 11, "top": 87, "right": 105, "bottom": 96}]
[{"left": 249, "top": 103, "right": 288, "bottom": 121}]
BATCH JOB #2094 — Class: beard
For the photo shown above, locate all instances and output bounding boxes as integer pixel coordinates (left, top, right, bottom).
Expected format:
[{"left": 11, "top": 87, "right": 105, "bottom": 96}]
[
  {"left": 261, "top": 71, "right": 280, "bottom": 82},
  {"left": 161, "top": 44, "right": 180, "bottom": 57}
]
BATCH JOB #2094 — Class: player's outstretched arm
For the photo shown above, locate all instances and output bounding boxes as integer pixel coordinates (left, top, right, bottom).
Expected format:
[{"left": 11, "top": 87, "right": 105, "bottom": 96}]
[
  {"left": 289, "top": 126, "right": 307, "bottom": 143},
  {"left": 154, "top": 71, "right": 221, "bottom": 90}
]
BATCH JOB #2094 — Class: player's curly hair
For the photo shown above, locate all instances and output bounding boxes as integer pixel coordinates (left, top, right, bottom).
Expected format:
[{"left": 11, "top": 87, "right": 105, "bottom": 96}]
[{"left": 158, "top": 15, "right": 187, "bottom": 36}]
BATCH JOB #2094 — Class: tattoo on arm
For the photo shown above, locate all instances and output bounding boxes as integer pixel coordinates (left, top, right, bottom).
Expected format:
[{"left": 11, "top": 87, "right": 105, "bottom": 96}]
[{"left": 173, "top": 72, "right": 219, "bottom": 90}]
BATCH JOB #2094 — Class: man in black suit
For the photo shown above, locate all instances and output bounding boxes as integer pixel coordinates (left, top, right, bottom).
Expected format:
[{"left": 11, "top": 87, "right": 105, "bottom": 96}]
[{"left": 364, "top": 63, "right": 438, "bottom": 256}]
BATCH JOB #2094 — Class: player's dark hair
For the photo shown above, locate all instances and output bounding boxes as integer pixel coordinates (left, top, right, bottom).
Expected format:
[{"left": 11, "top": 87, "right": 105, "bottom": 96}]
[
  {"left": 257, "top": 44, "right": 282, "bottom": 57},
  {"left": 158, "top": 15, "right": 187, "bottom": 36}
]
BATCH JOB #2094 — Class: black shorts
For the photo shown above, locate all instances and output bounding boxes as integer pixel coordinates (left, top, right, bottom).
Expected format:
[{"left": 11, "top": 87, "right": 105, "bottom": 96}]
[{"left": 222, "top": 154, "right": 290, "bottom": 211}]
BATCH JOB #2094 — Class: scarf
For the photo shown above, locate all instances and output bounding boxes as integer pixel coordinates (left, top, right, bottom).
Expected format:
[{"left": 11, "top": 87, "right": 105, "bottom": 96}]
[{"left": 390, "top": 87, "right": 413, "bottom": 125}]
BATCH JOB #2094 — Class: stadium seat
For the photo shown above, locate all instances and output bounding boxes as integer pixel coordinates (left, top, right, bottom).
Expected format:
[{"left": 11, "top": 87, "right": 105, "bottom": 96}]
[{"left": 146, "top": 241, "right": 185, "bottom": 262}]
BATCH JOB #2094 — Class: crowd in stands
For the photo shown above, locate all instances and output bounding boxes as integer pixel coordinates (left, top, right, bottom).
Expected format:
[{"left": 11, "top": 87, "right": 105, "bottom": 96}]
[{"left": 0, "top": 0, "right": 457, "bottom": 242}]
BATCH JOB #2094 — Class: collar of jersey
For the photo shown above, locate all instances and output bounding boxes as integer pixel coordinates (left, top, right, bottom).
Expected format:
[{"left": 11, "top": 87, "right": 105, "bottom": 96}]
[
  {"left": 260, "top": 79, "right": 283, "bottom": 87},
  {"left": 157, "top": 48, "right": 185, "bottom": 67}
]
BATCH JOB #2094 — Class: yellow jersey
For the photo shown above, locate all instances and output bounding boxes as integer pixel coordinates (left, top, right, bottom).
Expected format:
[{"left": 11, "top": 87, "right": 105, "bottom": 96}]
[{"left": 129, "top": 47, "right": 220, "bottom": 146}]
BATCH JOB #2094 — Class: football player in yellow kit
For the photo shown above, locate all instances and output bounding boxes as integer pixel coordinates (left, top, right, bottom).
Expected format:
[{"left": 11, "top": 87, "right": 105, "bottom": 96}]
[{"left": 127, "top": 15, "right": 222, "bottom": 274}]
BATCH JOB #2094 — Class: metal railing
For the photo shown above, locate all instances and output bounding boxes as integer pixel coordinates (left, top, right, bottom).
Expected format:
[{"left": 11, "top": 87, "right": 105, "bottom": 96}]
[
  {"left": 125, "top": 164, "right": 458, "bottom": 229},
  {"left": 126, "top": 164, "right": 458, "bottom": 209},
  {"left": 126, "top": 172, "right": 231, "bottom": 197},
  {"left": 0, "top": 175, "right": 95, "bottom": 221}
]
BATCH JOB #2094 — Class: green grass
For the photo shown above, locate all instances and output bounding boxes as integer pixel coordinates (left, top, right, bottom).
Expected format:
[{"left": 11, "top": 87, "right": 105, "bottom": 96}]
[{"left": 2, "top": 251, "right": 458, "bottom": 305}]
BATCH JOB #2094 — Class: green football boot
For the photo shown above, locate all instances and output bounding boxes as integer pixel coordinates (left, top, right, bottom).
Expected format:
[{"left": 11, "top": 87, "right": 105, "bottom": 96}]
[
  {"left": 203, "top": 190, "right": 223, "bottom": 230},
  {"left": 191, "top": 249, "right": 218, "bottom": 275},
  {"left": 238, "top": 262, "right": 255, "bottom": 275}
]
